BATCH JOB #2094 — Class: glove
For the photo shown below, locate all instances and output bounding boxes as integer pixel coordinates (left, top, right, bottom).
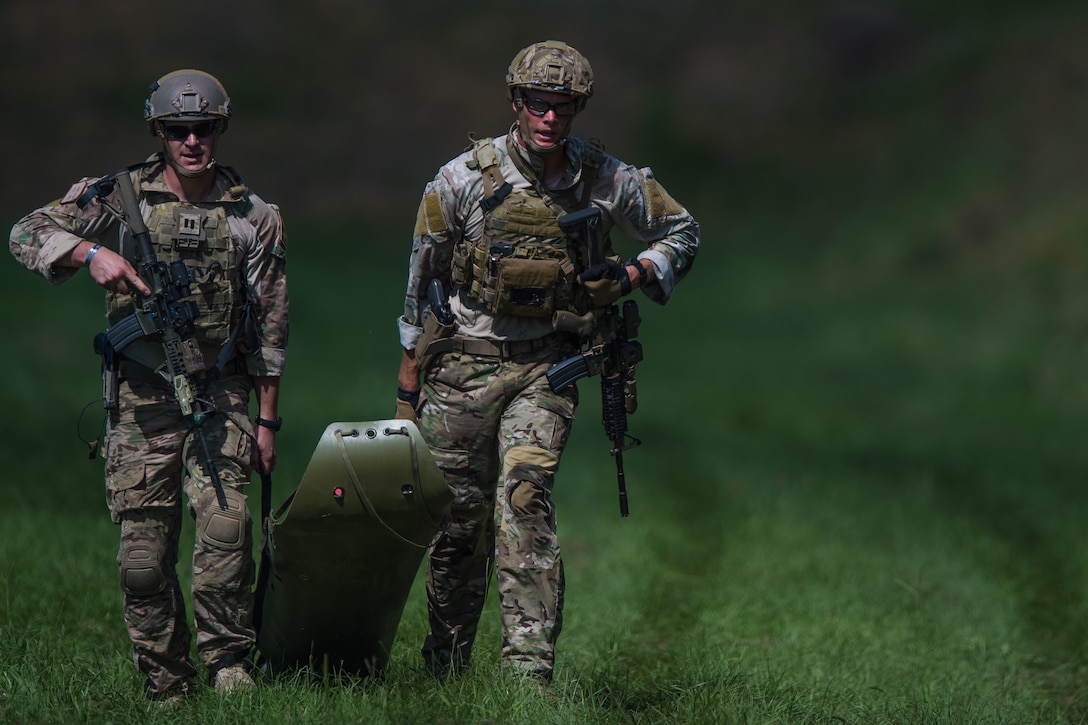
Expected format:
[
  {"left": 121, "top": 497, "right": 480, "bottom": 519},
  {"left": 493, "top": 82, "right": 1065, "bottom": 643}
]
[
  {"left": 578, "top": 261, "right": 632, "bottom": 307},
  {"left": 395, "top": 388, "right": 420, "bottom": 422}
]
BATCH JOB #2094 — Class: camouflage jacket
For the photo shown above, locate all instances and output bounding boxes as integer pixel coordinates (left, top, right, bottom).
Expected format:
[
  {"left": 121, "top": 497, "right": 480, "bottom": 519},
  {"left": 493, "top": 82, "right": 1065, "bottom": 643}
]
[
  {"left": 398, "top": 130, "right": 700, "bottom": 349},
  {"left": 9, "top": 154, "right": 289, "bottom": 377}
]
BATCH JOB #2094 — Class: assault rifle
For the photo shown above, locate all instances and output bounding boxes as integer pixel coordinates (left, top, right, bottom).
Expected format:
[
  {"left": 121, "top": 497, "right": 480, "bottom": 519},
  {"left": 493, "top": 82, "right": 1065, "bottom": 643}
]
[
  {"left": 80, "top": 168, "right": 228, "bottom": 509},
  {"left": 547, "top": 207, "right": 643, "bottom": 517}
]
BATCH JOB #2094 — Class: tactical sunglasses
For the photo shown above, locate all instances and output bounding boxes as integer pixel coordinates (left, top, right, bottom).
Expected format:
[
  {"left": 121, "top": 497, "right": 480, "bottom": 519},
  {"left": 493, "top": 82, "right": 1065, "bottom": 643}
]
[
  {"left": 519, "top": 91, "right": 577, "bottom": 118},
  {"left": 161, "top": 121, "right": 218, "bottom": 141}
]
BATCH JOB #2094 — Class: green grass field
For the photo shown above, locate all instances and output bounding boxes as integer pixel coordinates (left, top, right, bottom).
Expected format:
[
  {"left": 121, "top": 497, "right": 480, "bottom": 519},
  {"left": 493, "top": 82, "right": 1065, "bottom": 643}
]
[
  {"left": 5, "top": 8, "right": 1088, "bottom": 723},
  {"left": 4, "top": 207, "right": 1088, "bottom": 723}
]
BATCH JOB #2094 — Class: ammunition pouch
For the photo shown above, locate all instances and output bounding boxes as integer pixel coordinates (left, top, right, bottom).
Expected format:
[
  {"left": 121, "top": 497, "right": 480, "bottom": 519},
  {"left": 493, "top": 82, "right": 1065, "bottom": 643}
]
[
  {"left": 452, "top": 240, "right": 580, "bottom": 318},
  {"left": 494, "top": 257, "right": 562, "bottom": 318},
  {"left": 414, "top": 308, "right": 457, "bottom": 373}
]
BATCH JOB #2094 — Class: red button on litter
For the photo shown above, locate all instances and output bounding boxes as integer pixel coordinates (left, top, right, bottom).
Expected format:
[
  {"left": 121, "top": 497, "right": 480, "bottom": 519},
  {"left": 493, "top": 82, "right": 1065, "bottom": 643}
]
[{"left": 333, "top": 487, "right": 344, "bottom": 499}]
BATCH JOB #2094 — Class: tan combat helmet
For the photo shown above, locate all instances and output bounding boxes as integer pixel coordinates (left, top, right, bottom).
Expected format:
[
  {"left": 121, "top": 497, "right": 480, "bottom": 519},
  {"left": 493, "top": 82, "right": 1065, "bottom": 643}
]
[
  {"left": 144, "top": 69, "right": 231, "bottom": 178},
  {"left": 506, "top": 40, "right": 594, "bottom": 111},
  {"left": 144, "top": 69, "right": 232, "bottom": 133}
]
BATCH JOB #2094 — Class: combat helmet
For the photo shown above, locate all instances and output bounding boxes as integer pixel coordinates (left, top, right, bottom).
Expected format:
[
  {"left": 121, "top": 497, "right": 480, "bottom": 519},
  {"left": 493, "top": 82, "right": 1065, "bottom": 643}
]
[
  {"left": 144, "top": 69, "right": 231, "bottom": 178},
  {"left": 506, "top": 40, "right": 594, "bottom": 111},
  {"left": 144, "top": 69, "right": 232, "bottom": 135}
]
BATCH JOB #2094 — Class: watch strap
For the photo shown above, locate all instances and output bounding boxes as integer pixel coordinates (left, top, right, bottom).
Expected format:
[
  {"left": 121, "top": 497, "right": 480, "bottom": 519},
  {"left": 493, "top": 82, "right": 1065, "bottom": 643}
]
[{"left": 255, "top": 415, "right": 283, "bottom": 431}]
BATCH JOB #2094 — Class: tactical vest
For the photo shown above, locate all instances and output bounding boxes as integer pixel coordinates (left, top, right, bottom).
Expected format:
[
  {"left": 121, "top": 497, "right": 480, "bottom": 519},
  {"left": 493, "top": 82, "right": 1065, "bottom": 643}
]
[
  {"left": 450, "top": 136, "right": 604, "bottom": 319},
  {"left": 106, "top": 181, "right": 249, "bottom": 350}
]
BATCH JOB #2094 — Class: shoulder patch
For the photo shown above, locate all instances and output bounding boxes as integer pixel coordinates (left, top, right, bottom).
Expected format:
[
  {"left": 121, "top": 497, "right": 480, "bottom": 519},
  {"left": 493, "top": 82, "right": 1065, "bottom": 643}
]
[
  {"left": 645, "top": 177, "right": 686, "bottom": 219},
  {"left": 269, "top": 202, "right": 287, "bottom": 259},
  {"left": 60, "top": 178, "right": 95, "bottom": 205},
  {"left": 414, "top": 192, "right": 447, "bottom": 237}
]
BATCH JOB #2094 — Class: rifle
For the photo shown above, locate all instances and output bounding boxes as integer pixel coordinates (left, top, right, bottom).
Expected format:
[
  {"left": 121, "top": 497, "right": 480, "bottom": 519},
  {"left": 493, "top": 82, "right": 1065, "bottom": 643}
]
[
  {"left": 80, "top": 168, "right": 229, "bottom": 509},
  {"left": 547, "top": 207, "right": 643, "bottom": 517}
]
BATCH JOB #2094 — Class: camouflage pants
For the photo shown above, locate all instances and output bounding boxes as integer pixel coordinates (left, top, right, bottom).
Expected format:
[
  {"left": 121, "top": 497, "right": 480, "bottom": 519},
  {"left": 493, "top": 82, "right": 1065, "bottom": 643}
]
[
  {"left": 105, "top": 371, "right": 256, "bottom": 696},
  {"left": 419, "top": 344, "right": 578, "bottom": 679}
]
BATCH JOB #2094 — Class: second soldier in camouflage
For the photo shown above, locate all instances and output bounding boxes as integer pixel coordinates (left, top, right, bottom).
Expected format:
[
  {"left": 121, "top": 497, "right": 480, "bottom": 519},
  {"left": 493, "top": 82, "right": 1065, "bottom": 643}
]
[
  {"left": 9, "top": 70, "right": 288, "bottom": 701},
  {"left": 395, "top": 41, "right": 699, "bottom": 683}
]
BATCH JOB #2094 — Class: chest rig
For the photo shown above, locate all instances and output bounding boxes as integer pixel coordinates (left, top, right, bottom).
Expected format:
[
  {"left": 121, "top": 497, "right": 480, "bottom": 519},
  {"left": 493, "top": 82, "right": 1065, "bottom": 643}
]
[
  {"left": 450, "top": 136, "right": 604, "bottom": 319},
  {"left": 106, "top": 186, "right": 249, "bottom": 349}
]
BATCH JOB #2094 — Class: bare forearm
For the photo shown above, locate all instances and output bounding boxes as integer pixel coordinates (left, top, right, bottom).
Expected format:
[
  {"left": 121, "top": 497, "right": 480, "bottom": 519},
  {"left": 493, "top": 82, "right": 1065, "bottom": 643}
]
[
  {"left": 398, "top": 349, "right": 421, "bottom": 393},
  {"left": 252, "top": 375, "right": 281, "bottom": 475},
  {"left": 253, "top": 375, "right": 281, "bottom": 419}
]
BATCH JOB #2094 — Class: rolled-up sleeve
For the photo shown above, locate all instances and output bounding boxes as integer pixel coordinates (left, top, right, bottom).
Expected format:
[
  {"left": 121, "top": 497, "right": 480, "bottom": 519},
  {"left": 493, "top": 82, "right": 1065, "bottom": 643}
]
[
  {"left": 605, "top": 164, "right": 700, "bottom": 305},
  {"left": 9, "top": 177, "right": 121, "bottom": 284},
  {"left": 234, "top": 195, "right": 289, "bottom": 377},
  {"left": 398, "top": 162, "right": 474, "bottom": 350}
]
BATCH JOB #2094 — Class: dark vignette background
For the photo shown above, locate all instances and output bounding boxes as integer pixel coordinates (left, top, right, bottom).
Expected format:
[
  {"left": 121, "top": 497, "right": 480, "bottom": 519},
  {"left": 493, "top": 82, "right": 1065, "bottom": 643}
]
[
  {"left": 5, "top": 1, "right": 1088, "bottom": 457},
  {"left": 5, "top": 2, "right": 1088, "bottom": 718},
  {"left": 10, "top": 0, "right": 1074, "bottom": 225}
]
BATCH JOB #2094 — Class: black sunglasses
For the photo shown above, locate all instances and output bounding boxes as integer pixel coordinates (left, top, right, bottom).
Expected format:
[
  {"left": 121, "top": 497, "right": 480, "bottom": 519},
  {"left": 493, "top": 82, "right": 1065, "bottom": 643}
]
[
  {"left": 161, "top": 121, "right": 218, "bottom": 141},
  {"left": 519, "top": 92, "right": 577, "bottom": 118}
]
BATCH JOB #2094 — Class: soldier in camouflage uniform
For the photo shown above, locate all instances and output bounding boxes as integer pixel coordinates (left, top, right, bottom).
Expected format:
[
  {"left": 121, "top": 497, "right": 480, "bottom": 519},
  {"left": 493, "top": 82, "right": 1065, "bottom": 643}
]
[
  {"left": 9, "top": 70, "right": 289, "bottom": 701},
  {"left": 395, "top": 41, "right": 699, "bottom": 683}
]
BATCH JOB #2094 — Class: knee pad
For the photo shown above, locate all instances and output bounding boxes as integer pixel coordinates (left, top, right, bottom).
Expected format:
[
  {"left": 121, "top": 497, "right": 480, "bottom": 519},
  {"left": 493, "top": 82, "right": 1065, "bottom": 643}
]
[
  {"left": 509, "top": 477, "right": 550, "bottom": 518},
  {"left": 505, "top": 446, "right": 557, "bottom": 518},
  {"left": 120, "top": 544, "right": 167, "bottom": 597},
  {"left": 197, "top": 488, "right": 250, "bottom": 551},
  {"left": 503, "top": 446, "right": 558, "bottom": 480}
]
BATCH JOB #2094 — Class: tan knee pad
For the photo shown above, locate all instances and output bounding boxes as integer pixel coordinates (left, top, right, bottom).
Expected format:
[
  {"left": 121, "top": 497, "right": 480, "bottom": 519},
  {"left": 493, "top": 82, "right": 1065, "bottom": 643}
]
[
  {"left": 509, "top": 479, "right": 550, "bottom": 517},
  {"left": 502, "top": 446, "right": 558, "bottom": 480},
  {"left": 120, "top": 543, "right": 167, "bottom": 597},
  {"left": 505, "top": 446, "right": 559, "bottom": 518},
  {"left": 197, "top": 488, "right": 249, "bottom": 550}
]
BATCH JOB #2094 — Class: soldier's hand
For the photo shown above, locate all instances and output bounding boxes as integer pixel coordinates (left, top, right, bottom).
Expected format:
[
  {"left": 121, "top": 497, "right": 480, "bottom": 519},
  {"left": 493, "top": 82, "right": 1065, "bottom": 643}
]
[
  {"left": 395, "top": 387, "right": 421, "bottom": 423},
  {"left": 88, "top": 246, "right": 152, "bottom": 296},
  {"left": 253, "top": 425, "right": 277, "bottom": 474},
  {"left": 578, "top": 261, "right": 632, "bottom": 306}
]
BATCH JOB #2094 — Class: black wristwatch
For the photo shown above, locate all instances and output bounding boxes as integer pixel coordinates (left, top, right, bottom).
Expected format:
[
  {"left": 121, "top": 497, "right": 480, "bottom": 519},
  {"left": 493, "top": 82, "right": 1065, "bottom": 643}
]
[{"left": 255, "top": 415, "right": 283, "bottom": 431}]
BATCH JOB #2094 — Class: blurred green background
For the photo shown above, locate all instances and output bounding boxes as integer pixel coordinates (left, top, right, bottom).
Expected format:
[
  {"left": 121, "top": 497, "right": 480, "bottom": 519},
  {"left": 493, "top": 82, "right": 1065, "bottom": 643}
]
[{"left": 4, "top": 0, "right": 1088, "bottom": 482}]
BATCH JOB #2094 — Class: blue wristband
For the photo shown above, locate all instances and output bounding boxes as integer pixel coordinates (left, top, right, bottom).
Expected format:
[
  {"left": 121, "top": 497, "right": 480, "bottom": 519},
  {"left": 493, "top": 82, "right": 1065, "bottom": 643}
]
[{"left": 85, "top": 244, "right": 102, "bottom": 268}]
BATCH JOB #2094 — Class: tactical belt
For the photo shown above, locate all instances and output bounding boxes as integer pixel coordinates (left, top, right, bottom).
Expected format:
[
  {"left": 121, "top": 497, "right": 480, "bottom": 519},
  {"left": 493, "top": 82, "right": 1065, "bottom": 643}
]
[
  {"left": 119, "top": 356, "right": 243, "bottom": 386},
  {"left": 422, "top": 332, "right": 576, "bottom": 361}
]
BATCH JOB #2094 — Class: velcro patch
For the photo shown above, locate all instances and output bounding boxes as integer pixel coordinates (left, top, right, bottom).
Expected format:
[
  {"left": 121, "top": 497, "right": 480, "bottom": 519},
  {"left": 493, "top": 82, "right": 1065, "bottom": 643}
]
[
  {"left": 60, "top": 178, "right": 95, "bottom": 205},
  {"left": 414, "top": 193, "right": 447, "bottom": 237},
  {"left": 645, "top": 178, "right": 686, "bottom": 220}
]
